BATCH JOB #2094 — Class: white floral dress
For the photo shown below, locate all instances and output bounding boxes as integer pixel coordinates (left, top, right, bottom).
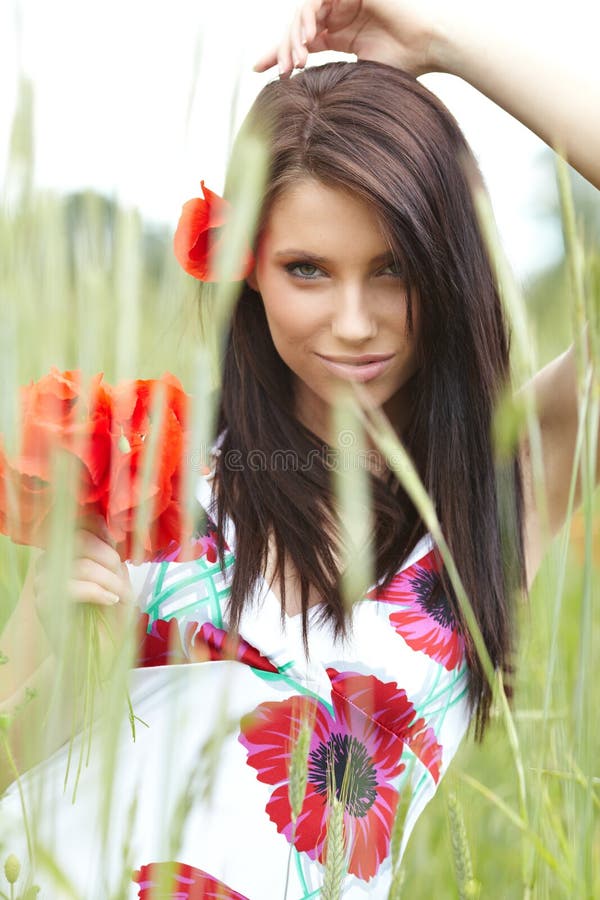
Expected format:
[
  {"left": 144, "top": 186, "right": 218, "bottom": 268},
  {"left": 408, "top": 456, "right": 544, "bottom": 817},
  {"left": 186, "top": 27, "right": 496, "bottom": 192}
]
[{"left": 0, "top": 464, "right": 472, "bottom": 899}]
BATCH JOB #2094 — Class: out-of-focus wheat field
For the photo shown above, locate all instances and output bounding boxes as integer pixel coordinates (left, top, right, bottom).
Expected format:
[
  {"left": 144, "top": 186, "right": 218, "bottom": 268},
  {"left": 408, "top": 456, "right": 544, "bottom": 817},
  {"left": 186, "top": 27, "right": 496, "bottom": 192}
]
[{"left": 0, "top": 58, "right": 598, "bottom": 899}]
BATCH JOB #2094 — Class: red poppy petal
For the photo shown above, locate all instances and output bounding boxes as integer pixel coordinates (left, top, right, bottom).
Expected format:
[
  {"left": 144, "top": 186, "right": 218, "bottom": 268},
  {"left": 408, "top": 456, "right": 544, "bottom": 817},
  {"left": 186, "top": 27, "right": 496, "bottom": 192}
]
[
  {"left": 346, "top": 785, "right": 398, "bottom": 880},
  {"left": 238, "top": 695, "right": 328, "bottom": 785},
  {"left": 173, "top": 181, "right": 230, "bottom": 280},
  {"left": 173, "top": 182, "right": 255, "bottom": 282},
  {"left": 173, "top": 197, "right": 212, "bottom": 278},
  {"left": 199, "top": 181, "right": 232, "bottom": 229},
  {"left": 264, "top": 782, "right": 327, "bottom": 860},
  {"left": 132, "top": 861, "right": 248, "bottom": 899},
  {"left": 405, "top": 721, "right": 443, "bottom": 783},
  {"left": 328, "top": 669, "right": 416, "bottom": 742},
  {"left": 189, "top": 623, "right": 278, "bottom": 673},
  {"left": 199, "top": 229, "right": 255, "bottom": 283},
  {"left": 390, "top": 607, "right": 465, "bottom": 669},
  {"left": 136, "top": 615, "right": 189, "bottom": 668}
]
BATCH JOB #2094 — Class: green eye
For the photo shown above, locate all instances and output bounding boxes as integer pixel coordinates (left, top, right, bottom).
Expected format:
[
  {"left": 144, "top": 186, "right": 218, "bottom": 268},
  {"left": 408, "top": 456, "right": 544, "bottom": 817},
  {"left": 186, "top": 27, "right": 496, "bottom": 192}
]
[
  {"left": 284, "top": 261, "right": 403, "bottom": 280},
  {"left": 285, "top": 262, "right": 322, "bottom": 279},
  {"left": 380, "top": 263, "right": 404, "bottom": 278}
]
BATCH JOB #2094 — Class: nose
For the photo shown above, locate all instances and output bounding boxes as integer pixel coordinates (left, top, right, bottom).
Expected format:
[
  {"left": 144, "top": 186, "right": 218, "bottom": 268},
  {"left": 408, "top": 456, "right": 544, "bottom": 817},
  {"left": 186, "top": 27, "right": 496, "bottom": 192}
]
[{"left": 330, "top": 284, "right": 377, "bottom": 342}]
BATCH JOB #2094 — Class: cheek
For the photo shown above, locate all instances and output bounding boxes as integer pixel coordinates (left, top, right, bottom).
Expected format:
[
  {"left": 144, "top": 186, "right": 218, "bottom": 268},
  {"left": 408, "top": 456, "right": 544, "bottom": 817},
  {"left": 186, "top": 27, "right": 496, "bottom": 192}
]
[{"left": 262, "top": 297, "right": 323, "bottom": 352}]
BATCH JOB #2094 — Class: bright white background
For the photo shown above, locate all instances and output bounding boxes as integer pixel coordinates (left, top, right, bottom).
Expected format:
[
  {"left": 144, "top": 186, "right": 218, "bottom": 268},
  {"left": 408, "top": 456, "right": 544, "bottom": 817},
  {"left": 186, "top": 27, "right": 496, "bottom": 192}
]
[{"left": 0, "top": 0, "right": 597, "bottom": 283}]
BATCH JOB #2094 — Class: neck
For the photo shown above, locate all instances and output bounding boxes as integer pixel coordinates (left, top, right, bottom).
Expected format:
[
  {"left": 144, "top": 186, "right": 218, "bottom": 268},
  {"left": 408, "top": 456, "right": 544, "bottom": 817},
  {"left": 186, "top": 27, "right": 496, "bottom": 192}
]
[{"left": 293, "top": 380, "right": 416, "bottom": 478}]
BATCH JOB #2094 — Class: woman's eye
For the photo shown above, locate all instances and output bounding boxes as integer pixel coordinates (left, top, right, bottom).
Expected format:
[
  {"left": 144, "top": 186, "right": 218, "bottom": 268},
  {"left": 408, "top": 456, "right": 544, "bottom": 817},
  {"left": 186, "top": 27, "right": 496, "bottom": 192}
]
[
  {"left": 380, "top": 263, "right": 404, "bottom": 278},
  {"left": 284, "top": 261, "right": 403, "bottom": 280},
  {"left": 285, "top": 262, "right": 322, "bottom": 280}
]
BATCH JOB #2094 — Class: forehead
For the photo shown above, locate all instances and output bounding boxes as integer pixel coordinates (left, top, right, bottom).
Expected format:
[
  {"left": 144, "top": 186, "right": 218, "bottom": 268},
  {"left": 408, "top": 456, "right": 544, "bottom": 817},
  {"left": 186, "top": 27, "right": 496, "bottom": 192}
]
[{"left": 260, "top": 177, "right": 390, "bottom": 254}]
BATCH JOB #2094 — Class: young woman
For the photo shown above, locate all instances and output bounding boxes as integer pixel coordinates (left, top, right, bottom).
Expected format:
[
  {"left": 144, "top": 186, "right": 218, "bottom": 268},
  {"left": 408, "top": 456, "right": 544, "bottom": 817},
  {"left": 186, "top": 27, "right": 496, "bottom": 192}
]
[{"left": 1, "top": 1, "right": 598, "bottom": 897}]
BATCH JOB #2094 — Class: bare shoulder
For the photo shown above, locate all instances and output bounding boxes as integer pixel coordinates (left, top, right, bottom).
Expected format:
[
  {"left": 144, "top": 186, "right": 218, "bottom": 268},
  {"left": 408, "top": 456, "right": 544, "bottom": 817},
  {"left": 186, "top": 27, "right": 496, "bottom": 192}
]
[{"left": 517, "top": 341, "right": 598, "bottom": 588}]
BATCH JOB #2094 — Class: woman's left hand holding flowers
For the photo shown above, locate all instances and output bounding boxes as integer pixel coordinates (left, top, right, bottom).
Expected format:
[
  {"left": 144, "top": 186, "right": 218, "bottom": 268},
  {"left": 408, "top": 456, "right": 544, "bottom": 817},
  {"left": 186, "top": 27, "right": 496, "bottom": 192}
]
[
  {"left": 0, "top": 367, "right": 201, "bottom": 795},
  {"left": 31, "top": 514, "right": 136, "bottom": 672}
]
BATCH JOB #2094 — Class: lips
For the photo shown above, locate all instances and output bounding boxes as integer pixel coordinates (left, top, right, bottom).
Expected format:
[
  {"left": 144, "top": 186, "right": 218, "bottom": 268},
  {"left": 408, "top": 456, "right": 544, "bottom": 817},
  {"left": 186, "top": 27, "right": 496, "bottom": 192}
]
[
  {"left": 317, "top": 353, "right": 394, "bottom": 365},
  {"left": 315, "top": 353, "right": 395, "bottom": 383}
]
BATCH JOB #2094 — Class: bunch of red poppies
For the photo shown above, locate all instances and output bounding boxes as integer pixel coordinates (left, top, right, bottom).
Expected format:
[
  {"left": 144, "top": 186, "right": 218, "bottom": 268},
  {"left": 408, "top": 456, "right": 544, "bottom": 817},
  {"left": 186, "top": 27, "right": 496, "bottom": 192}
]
[
  {"left": 0, "top": 181, "right": 254, "bottom": 563},
  {"left": 0, "top": 367, "right": 203, "bottom": 563}
]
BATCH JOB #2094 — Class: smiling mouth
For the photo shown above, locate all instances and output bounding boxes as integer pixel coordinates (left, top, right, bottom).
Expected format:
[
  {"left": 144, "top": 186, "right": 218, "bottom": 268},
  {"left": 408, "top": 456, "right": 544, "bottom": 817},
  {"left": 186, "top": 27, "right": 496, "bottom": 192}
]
[
  {"left": 317, "top": 354, "right": 394, "bottom": 366},
  {"left": 315, "top": 353, "right": 395, "bottom": 382}
]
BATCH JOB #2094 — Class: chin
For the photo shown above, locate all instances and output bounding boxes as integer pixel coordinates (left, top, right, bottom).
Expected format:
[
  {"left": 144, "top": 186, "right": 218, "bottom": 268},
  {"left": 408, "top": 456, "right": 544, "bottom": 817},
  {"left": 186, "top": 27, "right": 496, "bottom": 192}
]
[{"left": 324, "top": 381, "right": 396, "bottom": 407}]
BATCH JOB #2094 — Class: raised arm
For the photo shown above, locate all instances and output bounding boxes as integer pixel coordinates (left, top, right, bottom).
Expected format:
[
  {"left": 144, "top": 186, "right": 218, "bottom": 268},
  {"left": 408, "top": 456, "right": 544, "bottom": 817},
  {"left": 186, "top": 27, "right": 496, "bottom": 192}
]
[
  {"left": 431, "top": 5, "right": 600, "bottom": 191},
  {"left": 256, "top": 0, "right": 600, "bottom": 190}
]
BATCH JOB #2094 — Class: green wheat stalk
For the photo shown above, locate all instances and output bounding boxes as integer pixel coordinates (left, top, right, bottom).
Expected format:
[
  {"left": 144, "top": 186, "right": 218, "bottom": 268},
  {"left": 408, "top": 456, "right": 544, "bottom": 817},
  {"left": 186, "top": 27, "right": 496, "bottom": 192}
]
[
  {"left": 331, "top": 386, "right": 375, "bottom": 612},
  {"left": 446, "top": 789, "right": 479, "bottom": 899},
  {"left": 555, "top": 154, "right": 599, "bottom": 897},
  {"left": 289, "top": 716, "right": 312, "bottom": 823},
  {"left": 386, "top": 757, "right": 416, "bottom": 899},
  {"left": 320, "top": 737, "right": 353, "bottom": 900},
  {"left": 283, "top": 711, "right": 312, "bottom": 900},
  {"left": 320, "top": 797, "right": 346, "bottom": 900}
]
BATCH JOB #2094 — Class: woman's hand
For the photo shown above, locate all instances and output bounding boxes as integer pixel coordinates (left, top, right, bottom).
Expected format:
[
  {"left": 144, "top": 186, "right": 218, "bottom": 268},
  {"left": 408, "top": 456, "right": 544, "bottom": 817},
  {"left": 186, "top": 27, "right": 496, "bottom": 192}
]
[
  {"left": 253, "top": 0, "right": 448, "bottom": 79},
  {"left": 0, "top": 518, "right": 138, "bottom": 787},
  {"left": 32, "top": 515, "right": 136, "bottom": 660}
]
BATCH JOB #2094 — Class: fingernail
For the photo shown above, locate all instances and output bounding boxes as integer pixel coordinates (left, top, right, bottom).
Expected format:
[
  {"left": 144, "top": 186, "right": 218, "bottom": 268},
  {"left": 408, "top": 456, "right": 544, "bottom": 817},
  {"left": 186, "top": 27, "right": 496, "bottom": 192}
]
[
  {"left": 278, "top": 59, "right": 285, "bottom": 76},
  {"left": 300, "top": 27, "right": 308, "bottom": 45},
  {"left": 106, "top": 592, "right": 120, "bottom": 605},
  {"left": 292, "top": 55, "right": 299, "bottom": 68}
]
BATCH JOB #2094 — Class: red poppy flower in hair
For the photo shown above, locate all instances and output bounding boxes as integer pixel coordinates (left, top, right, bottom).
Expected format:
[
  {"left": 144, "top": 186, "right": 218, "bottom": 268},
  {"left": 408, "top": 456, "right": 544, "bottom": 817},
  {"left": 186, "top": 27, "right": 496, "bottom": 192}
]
[{"left": 173, "top": 180, "right": 255, "bottom": 282}]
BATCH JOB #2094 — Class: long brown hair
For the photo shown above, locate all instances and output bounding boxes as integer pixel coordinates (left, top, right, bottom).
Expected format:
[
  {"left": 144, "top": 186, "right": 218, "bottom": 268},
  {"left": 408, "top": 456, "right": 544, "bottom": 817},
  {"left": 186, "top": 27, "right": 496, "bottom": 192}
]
[{"left": 208, "top": 60, "right": 525, "bottom": 741}]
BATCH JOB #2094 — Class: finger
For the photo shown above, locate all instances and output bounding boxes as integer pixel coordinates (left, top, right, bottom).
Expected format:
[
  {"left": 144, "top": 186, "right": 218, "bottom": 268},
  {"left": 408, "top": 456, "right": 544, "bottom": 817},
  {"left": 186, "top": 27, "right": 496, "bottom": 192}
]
[
  {"left": 302, "top": 30, "right": 331, "bottom": 55},
  {"left": 277, "top": 27, "right": 295, "bottom": 79},
  {"left": 288, "top": 0, "right": 327, "bottom": 72},
  {"left": 290, "top": 8, "right": 307, "bottom": 68},
  {"left": 252, "top": 45, "right": 279, "bottom": 73},
  {"left": 67, "top": 578, "right": 121, "bottom": 606},
  {"left": 31, "top": 535, "right": 121, "bottom": 598},
  {"left": 300, "top": 4, "right": 317, "bottom": 50},
  {"left": 70, "top": 557, "right": 125, "bottom": 598},
  {"left": 252, "top": 1, "right": 310, "bottom": 72},
  {"left": 33, "top": 559, "right": 124, "bottom": 606},
  {"left": 313, "top": 0, "right": 333, "bottom": 30},
  {"left": 252, "top": 0, "right": 330, "bottom": 74},
  {"left": 34, "top": 531, "right": 120, "bottom": 574},
  {"left": 278, "top": 30, "right": 332, "bottom": 77},
  {"left": 74, "top": 530, "right": 122, "bottom": 575},
  {"left": 33, "top": 575, "right": 120, "bottom": 607}
]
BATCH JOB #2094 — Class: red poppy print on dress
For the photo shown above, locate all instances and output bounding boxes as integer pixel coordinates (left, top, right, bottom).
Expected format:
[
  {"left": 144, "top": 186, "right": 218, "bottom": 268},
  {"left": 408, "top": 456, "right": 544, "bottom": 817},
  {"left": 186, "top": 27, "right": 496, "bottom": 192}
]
[
  {"left": 238, "top": 668, "right": 442, "bottom": 882},
  {"left": 133, "top": 862, "right": 248, "bottom": 899},
  {"left": 136, "top": 616, "right": 279, "bottom": 675},
  {"left": 367, "top": 549, "right": 465, "bottom": 670},
  {"left": 151, "top": 527, "right": 220, "bottom": 564},
  {"left": 186, "top": 622, "right": 279, "bottom": 673},
  {"left": 136, "top": 613, "right": 188, "bottom": 668}
]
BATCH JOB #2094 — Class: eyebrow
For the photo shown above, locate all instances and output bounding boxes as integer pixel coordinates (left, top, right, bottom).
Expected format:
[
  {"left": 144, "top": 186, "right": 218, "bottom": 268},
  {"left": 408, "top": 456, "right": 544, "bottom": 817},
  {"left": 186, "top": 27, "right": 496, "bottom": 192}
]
[{"left": 273, "top": 249, "right": 396, "bottom": 265}]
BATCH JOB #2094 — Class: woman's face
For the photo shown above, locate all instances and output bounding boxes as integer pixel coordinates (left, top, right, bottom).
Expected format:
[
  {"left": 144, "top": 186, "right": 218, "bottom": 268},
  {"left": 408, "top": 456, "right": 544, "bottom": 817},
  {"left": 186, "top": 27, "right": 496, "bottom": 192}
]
[{"left": 246, "top": 177, "right": 420, "bottom": 440}]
